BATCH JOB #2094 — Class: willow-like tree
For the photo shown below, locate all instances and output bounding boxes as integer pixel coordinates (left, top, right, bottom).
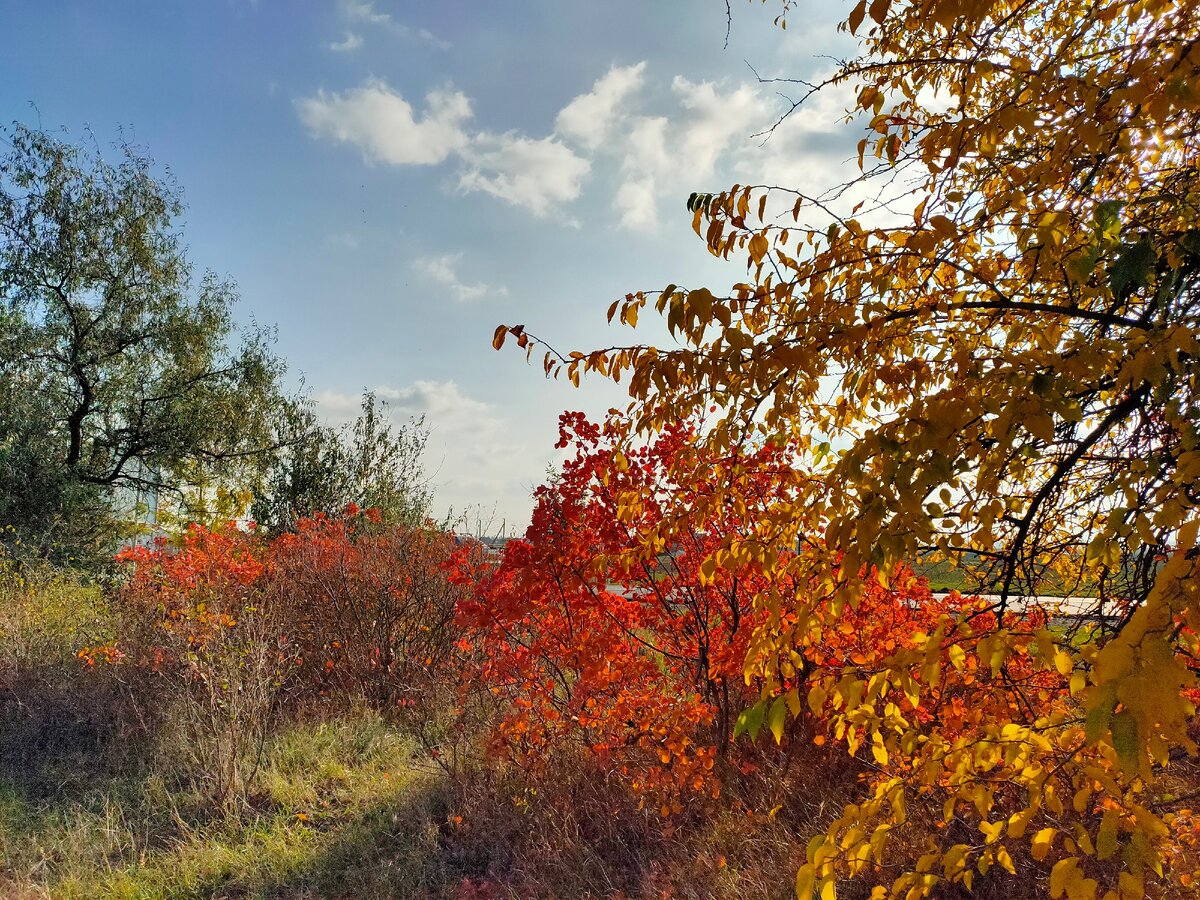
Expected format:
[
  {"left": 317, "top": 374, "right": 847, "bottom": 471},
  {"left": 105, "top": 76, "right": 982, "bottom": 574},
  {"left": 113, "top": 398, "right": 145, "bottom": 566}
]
[
  {"left": 497, "top": 0, "right": 1200, "bottom": 896},
  {"left": 0, "top": 124, "right": 286, "bottom": 560}
]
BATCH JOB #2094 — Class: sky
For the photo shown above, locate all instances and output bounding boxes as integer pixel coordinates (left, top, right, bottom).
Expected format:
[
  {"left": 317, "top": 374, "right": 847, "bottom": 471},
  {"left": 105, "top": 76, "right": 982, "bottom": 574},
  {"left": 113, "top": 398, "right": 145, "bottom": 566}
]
[{"left": 0, "top": 0, "right": 861, "bottom": 530}]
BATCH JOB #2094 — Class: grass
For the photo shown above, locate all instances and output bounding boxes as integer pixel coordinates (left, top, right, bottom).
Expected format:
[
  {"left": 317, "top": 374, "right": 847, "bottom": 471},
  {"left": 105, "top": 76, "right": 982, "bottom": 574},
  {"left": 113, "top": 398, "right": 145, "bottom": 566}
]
[
  {"left": 3, "top": 553, "right": 1196, "bottom": 899},
  {"left": 0, "top": 556, "right": 471, "bottom": 899},
  {"left": 912, "top": 553, "right": 1102, "bottom": 597},
  {"left": 1, "top": 714, "right": 460, "bottom": 899}
]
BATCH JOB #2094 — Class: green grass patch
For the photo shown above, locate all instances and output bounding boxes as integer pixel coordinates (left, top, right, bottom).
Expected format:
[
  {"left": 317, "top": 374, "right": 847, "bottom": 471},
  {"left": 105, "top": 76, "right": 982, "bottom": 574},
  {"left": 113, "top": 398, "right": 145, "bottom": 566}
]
[
  {"left": 1, "top": 714, "right": 460, "bottom": 899},
  {"left": 912, "top": 553, "right": 1101, "bottom": 598}
]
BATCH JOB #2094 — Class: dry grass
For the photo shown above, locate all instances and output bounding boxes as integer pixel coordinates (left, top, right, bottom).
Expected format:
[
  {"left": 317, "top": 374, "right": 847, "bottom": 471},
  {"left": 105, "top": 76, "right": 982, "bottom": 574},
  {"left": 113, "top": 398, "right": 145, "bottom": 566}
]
[{"left": 3, "top": 557, "right": 1199, "bottom": 899}]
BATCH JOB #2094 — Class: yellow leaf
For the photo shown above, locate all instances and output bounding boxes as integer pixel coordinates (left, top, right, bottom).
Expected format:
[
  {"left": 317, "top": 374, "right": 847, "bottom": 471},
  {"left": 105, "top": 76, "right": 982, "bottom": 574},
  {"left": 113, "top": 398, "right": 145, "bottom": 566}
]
[
  {"left": 785, "top": 687, "right": 802, "bottom": 717},
  {"left": 768, "top": 695, "right": 789, "bottom": 744},
  {"left": 847, "top": 0, "right": 866, "bottom": 34},
  {"left": 808, "top": 683, "right": 827, "bottom": 715},
  {"left": 1050, "top": 857, "right": 1078, "bottom": 898},
  {"left": 1118, "top": 872, "right": 1143, "bottom": 900},
  {"left": 749, "top": 233, "right": 769, "bottom": 265},
  {"left": 996, "top": 845, "right": 1016, "bottom": 874},
  {"left": 929, "top": 215, "right": 956, "bottom": 238},
  {"left": 1070, "top": 671, "right": 1087, "bottom": 696},
  {"left": 1096, "top": 809, "right": 1119, "bottom": 860},
  {"left": 1027, "top": 411, "right": 1056, "bottom": 443},
  {"left": 1055, "top": 650, "right": 1074, "bottom": 676},
  {"left": 1177, "top": 518, "right": 1199, "bottom": 551},
  {"left": 871, "top": 732, "right": 888, "bottom": 765},
  {"left": 795, "top": 863, "right": 816, "bottom": 899},
  {"left": 948, "top": 644, "right": 966, "bottom": 670},
  {"left": 1031, "top": 827, "right": 1057, "bottom": 861}
]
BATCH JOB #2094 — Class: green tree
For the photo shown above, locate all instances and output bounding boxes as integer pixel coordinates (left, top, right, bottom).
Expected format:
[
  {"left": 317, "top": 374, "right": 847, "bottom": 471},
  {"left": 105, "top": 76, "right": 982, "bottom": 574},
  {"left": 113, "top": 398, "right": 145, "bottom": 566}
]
[
  {"left": 0, "top": 124, "right": 287, "bottom": 561},
  {"left": 252, "top": 391, "right": 431, "bottom": 532}
]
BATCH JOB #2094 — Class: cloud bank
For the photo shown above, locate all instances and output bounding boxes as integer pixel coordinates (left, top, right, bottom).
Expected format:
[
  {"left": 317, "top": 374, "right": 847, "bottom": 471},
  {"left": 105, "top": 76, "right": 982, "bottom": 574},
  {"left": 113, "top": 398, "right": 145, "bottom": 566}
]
[{"left": 297, "top": 60, "right": 856, "bottom": 226}]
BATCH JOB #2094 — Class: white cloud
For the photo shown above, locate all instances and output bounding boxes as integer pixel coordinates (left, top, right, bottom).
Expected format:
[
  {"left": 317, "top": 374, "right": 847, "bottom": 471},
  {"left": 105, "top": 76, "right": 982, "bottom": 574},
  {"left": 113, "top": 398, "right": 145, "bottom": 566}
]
[
  {"left": 297, "top": 79, "right": 587, "bottom": 216},
  {"left": 722, "top": 74, "right": 884, "bottom": 225},
  {"left": 622, "top": 115, "right": 671, "bottom": 176},
  {"left": 670, "top": 76, "right": 770, "bottom": 180},
  {"left": 295, "top": 63, "right": 848, "bottom": 226},
  {"left": 340, "top": 0, "right": 391, "bottom": 26},
  {"left": 417, "top": 27, "right": 452, "bottom": 51},
  {"left": 414, "top": 252, "right": 507, "bottom": 302},
  {"left": 311, "top": 389, "right": 361, "bottom": 424},
  {"left": 327, "top": 31, "right": 363, "bottom": 52},
  {"left": 556, "top": 62, "right": 646, "bottom": 150},
  {"left": 608, "top": 80, "right": 767, "bottom": 232},
  {"left": 336, "top": 0, "right": 450, "bottom": 49},
  {"left": 324, "top": 231, "right": 360, "bottom": 250},
  {"left": 459, "top": 133, "right": 590, "bottom": 216},
  {"left": 614, "top": 176, "right": 658, "bottom": 231},
  {"left": 296, "top": 81, "right": 472, "bottom": 165},
  {"left": 610, "top": 116, "right": 670, "bottom": 230},
  {"left": 314, "top": 381, "right": 547, "bottom": 529},
  {"left": 376, "top": 381, "right": 493, "bottom": 423}
]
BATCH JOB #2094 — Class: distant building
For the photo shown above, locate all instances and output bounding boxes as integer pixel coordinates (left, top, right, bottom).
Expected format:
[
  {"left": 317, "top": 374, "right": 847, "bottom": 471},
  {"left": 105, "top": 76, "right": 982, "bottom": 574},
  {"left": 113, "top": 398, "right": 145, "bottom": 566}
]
[
  {"left": 110, "top": 459, "right": 162, "bottom": 547},
  {"left": 453, "top": 534, "right": 512, "bottom": 562}
]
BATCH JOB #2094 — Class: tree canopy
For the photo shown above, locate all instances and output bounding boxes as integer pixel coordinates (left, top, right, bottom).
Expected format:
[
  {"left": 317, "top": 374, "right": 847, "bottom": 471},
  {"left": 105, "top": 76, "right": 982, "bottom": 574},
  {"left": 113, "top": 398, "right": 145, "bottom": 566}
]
[
  {"left": 0, "top": 124, "right": 287, "bottom": 560},
  {"left": 496, "top": 0, "right": 1200, "bottom": 896},
  {"left": 252, "top": 391, "right": 432, "bottom": 533}
]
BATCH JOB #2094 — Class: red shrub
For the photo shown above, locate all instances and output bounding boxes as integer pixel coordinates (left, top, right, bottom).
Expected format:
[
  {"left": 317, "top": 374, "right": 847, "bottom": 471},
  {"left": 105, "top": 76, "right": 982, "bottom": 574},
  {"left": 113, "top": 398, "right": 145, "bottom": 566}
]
[{"left": 453, "top": 413, "right": 963, "bottom": 811}]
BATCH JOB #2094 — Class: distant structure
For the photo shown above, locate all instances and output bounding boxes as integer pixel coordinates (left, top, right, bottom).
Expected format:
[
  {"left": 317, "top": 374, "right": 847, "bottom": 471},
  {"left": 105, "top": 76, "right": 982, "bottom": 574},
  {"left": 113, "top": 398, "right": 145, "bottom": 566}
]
[
  {"left": 453, "top": 534, "right": 512, "bottom": 562},
  {"left": 110, "top": 459, "right": 162, "bottom": 547},
  {"left": 477, "top": 536, "right": 510, "bottom": 560}
]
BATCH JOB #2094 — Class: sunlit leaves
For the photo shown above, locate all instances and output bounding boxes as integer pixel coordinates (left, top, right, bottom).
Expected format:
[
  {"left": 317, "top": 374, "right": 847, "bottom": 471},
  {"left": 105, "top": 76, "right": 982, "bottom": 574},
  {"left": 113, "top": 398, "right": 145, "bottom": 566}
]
[
  {"left": 495, "top": 0, "right": 1200, "bottom": 895},
  {"left": 113, "top": 509, "right": 462, "bottom": 712}
]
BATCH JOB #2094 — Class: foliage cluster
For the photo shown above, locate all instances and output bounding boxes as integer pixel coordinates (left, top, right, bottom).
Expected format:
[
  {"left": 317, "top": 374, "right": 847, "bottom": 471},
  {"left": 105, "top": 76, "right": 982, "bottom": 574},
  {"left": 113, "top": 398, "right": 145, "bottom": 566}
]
[
  {"left": 8, "top": 0, "right": 1200, "bottom": 896},
  {"left": 0, "top": 124, "right": 288, "bottom": 564},
  {"left": 252, "top": 392, "right": 434, "bottom": 534},
  {"left": 0, "top": 126, "right": 431, "bottom": 564},
  {"left": 101, "top": 509, "right": 463, "bottom": 806},
  {"left": 490, "top": 0, "right": 1200, "bottom": 896},
  {"left": 454, "top": 413, "right": 974, "bottom": 816},
  {"left": 455, "top": 413, "right": 1200, "bottom": 897}
]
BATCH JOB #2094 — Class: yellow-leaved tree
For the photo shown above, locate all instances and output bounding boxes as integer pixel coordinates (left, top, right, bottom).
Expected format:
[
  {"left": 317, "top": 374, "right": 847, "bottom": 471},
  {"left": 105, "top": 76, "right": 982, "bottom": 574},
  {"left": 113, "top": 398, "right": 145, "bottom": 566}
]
[{"left": 497, "top": 0, "right": 1200, "bottom": 896}]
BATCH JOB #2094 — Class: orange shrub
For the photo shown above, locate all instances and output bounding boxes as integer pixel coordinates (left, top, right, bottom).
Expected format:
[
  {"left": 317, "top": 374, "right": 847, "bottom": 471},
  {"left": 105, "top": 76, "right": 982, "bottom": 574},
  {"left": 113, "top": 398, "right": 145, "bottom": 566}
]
[
  {"left": 452, "top": 413, "right": 967, "bottom": 813},
  {"left": 270, "top": 508, "right": 462, "bottom": 712}
]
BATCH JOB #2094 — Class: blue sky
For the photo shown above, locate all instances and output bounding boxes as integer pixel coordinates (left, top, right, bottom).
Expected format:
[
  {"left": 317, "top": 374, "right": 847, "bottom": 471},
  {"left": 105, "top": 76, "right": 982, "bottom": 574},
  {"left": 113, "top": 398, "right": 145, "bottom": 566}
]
[{"left": 1, "top": 0, "right": 858, "bottom": 528}]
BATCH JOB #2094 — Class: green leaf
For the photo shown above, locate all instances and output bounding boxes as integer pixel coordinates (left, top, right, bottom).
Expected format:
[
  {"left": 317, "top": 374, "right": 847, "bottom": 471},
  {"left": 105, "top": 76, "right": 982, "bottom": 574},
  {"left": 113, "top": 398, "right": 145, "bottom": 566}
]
[
  {"left": 1096, "top": 808, "right": 1120, "bottom": 860},
  {"left": 768, "top": 695, "right": 789, "bottom": 744},
  {"left": 1085, "top": 682, "right": 1117, "bottom": 744},
  {"left": 1094, "top": 200, "right": 1124, "bottom": 240},
  {"left": 734, "top": 698, "right": 768, "bottom": 741},
  {"left": 1110, "top": 710, "right": 1140, "bottom": 772},
  {"left": 1067, "top": 244, "right": 1102, "bottom": 282},
  {"left": 1108, "top": 239, "right": 1156, "bottom": 298}
]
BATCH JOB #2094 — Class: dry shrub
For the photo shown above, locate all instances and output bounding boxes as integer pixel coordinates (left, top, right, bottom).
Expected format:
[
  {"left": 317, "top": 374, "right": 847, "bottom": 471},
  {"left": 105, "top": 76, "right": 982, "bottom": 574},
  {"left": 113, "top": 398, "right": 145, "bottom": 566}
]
[
  {"left": 108, "top": 510, "right": 466, "bottom": 807},
  {"left": 112, "top": 524, "right": 295, "bottom": 808},
  {"left": 442, "top": 752, "right": 669, "bottom": 898},
  {"left": 0, "top": 555, "right": 142, "bottom": 789},
  {"left": 431, "top": 736, "right": 869, "bottom": 900},
  {"left": 270, "top": 508, "right": 462, "bottom": 715}
]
